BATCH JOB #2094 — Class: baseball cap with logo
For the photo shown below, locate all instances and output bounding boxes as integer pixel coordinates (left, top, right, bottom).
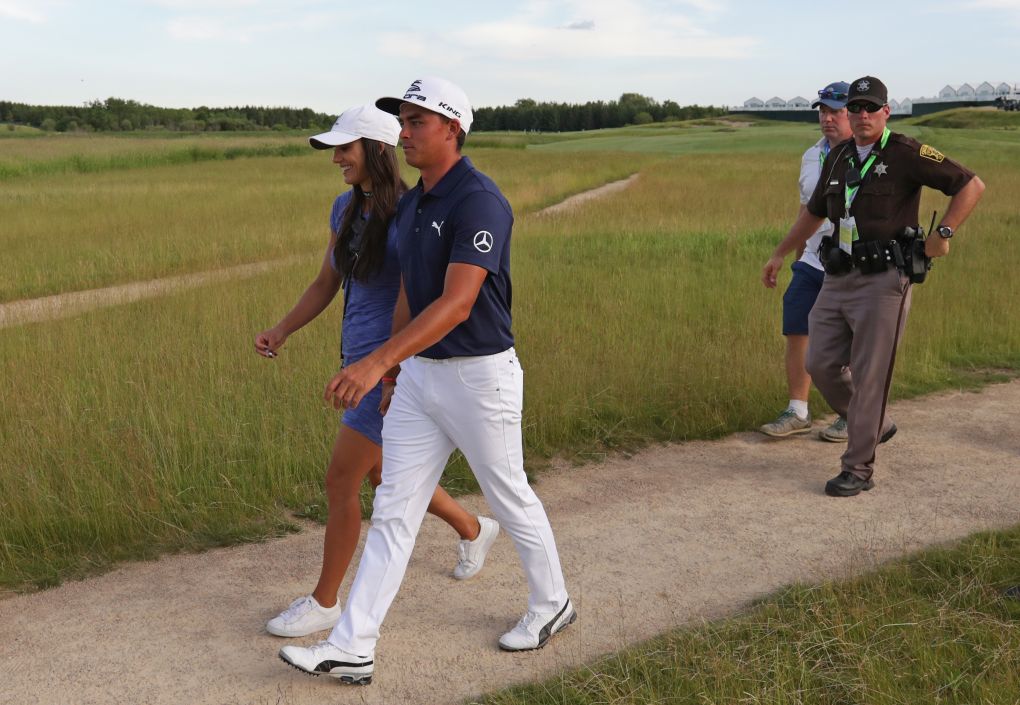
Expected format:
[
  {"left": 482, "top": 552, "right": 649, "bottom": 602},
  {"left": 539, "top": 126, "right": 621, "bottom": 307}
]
[
  {"left": 376, "top": 77, "right": 474, "bottom": 134},
  {"left": 812, "top": 81, "right": 850, "bottom": 109},
  {"left": 847, "top": 76, "right": 889, "bottom": 106},
  {"left": 308, "top": 104, "right": 400, "bottom": 150}
]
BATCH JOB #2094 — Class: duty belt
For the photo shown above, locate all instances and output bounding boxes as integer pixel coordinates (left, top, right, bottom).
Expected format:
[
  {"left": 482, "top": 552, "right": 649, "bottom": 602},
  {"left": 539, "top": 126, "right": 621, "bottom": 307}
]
[
  {"left": 819, "top": 229, "right": 930, "bottom": 282},
  {"left": 849, "top": 239, "right": 906, "bottom": 276}
]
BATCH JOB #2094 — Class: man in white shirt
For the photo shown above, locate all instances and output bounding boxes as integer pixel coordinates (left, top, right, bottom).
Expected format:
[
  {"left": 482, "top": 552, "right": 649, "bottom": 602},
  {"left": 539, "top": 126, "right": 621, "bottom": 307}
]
[{"left": 759, "top": 81, "right": 852, "bottom": 441}]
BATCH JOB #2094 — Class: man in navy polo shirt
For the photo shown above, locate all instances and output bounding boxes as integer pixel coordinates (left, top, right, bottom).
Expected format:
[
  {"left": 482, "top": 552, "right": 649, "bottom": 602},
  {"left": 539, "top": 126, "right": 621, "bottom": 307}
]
[{"left": 280, "top": 77, "right": 574, "bottom": 685}]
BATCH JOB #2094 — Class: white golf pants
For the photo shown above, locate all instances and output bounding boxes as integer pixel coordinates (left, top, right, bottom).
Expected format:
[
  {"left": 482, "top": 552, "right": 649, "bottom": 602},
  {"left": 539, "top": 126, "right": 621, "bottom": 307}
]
[{"left": 328, "top": 347, "right": 569, "bottom": 655}]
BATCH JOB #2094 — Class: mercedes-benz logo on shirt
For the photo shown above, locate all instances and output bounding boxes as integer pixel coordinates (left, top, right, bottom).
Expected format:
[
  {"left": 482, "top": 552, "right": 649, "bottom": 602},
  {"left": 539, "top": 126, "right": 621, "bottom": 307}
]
[{"left": 473, "top": 230, "right": 493, "bottom": 253}]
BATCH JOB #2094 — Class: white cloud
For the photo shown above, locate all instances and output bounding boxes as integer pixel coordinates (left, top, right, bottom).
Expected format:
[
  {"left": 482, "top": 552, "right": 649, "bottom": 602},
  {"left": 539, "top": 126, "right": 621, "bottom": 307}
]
[
  {"left": 167, "top": 16, "right": 250, "bottom": 41},
  {"left": 150, "top": 0, "right": 260, "bottom": 8},
  {"left": 397, "top": 0, "right": 756, "bottom": 62},
  {"left": 928, "top": 0, "right": 1020, "bottom": 23},
  {"left": 0, "top": 0, "right": 46, "bottom": 22},
  {"left": 967, "top": 0, "right": 1020, "bottom": 21},
  {"left": 164, "top": 7, "right": 341, "bottom": 43},
  {"left": 378, "top": 32, "right": 431, "bottom": 60},
  {"left": 968, "top": 0, "right": 1020, "bottom": 7}
]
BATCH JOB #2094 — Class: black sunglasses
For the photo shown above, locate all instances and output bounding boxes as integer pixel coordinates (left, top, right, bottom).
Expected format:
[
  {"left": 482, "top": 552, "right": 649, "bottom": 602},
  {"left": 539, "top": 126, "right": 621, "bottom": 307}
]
[
  {"left": 818, "top": 89, "right": 848, "bottom": 101},
  {"left": 847, "top": 102, "right": 885, "bottom": 114}
]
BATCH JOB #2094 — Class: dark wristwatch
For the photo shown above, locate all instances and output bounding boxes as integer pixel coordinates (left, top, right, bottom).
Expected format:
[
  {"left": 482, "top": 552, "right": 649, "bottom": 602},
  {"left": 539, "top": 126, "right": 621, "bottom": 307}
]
[{"left": 936, "top": 225, "right": 954, "bottom": 239}]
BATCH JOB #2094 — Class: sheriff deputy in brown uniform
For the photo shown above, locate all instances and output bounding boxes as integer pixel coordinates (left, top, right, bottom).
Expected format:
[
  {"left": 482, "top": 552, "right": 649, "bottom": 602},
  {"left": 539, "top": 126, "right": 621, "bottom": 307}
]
[{"left": 762, "top": 76, "right": 985, "bottom": 497}]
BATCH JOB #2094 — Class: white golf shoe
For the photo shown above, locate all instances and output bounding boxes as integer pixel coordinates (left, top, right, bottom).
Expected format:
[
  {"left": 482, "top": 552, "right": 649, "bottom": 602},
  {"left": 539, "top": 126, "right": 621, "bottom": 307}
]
[
  {"left": 498, "top": 598, "right": 576, "bottom": 651},
  {"left": 279, "top": 640, "right": 374, "bottom": 685},
  {"left": 266, "top": 595, "right": 341, "bottom": 637},
  {"left": 453, "top": 516, "right": 499, "bottom": 580}
]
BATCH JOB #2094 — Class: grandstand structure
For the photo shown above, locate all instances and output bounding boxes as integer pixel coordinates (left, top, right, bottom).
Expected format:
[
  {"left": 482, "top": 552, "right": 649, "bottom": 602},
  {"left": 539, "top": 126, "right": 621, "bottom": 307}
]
[{"left": 734, "top": 81, "right": 1020, "bottom": 121}]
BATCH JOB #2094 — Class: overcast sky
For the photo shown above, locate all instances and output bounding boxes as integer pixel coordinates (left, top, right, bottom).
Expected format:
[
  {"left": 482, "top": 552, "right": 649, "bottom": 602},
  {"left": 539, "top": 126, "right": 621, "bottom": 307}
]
[{"left": 2, "top": 0, "right": 1018, "bottom": 114}]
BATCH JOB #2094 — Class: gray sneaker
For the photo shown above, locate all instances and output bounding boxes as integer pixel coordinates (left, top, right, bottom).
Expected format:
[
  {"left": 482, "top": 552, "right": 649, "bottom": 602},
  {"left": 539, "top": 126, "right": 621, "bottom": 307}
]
[
  {"left": 819, "top": 416, "right": 848, "bottom": 443},
  {"left": 759, "top": 409, "right": 812, "bottom": 437}
]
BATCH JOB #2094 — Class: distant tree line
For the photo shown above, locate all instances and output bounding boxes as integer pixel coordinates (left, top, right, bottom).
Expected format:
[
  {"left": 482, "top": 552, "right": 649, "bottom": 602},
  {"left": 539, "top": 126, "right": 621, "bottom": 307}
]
[
  {"left": 473, "top": 93, "right": 726, "bottom": 131},
  {"left": 0, "top": 98, "right": 333, "bottom": 133},
  {"left": 2, "top": 93, "right": 727, "bottom": 134}
]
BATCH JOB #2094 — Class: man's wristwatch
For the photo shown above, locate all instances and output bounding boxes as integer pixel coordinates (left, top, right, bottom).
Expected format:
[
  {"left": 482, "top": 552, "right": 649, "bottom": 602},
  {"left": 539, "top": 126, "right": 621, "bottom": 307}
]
[{"left": 936, "top": 225, "right": 954, "bottom": 239}]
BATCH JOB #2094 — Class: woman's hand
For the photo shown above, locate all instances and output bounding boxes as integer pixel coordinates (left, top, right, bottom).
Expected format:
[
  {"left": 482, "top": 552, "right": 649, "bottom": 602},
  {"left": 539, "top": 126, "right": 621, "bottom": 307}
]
[{"left": 255, "top": 326, "right": 287, "bottom": 358}]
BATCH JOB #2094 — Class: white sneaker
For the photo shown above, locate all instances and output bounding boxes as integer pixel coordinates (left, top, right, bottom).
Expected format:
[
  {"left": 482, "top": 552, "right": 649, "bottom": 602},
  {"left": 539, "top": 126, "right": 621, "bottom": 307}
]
[
  {"left": 279, "top": 640, "right": 374, "bottom": 685},
  {"left": 498, "top": 598, "right": 576, "bottom": 651},
  {"left": 266, "top": 595, "right": 341, "bottom": 637},
  {"left": 453, "top": 516, "right": 500, "bottom": 580}
]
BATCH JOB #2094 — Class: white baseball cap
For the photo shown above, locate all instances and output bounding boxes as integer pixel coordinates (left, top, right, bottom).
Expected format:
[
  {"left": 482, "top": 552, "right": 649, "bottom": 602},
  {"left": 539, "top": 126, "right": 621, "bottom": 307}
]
[
  {"left": 376, "top": 77, "right": 474, "bottom": 134},
  {"left": 308, "top": 104, "right": 401, "bottom": 149}
]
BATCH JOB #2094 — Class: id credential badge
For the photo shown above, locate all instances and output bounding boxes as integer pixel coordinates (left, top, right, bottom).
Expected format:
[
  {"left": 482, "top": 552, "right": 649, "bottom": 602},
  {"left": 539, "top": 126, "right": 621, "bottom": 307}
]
[{"left": 838, "top": 216, "right": 857, "bottom": 254}]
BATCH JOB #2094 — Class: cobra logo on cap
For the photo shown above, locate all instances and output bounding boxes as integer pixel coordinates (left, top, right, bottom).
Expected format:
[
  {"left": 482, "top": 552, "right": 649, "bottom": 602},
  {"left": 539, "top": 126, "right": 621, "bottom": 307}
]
[
  {"left": 858, "top": 80, "right": 870, "bottom": 91},
  {"left": 473, "top": 231, "right": 493, "bottom": 253},
  {"left": 404, "top": 79, "right": 426, "bottom": 102}
]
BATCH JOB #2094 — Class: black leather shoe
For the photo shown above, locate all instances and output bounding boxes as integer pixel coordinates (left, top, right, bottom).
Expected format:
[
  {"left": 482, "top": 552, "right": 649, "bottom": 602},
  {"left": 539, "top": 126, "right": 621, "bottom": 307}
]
[
  {"left": 825, "top": 471, "right": 874, "bottom": 497},
  {"left": 880, "top": 423, "right": 897, "bottom": 444}
]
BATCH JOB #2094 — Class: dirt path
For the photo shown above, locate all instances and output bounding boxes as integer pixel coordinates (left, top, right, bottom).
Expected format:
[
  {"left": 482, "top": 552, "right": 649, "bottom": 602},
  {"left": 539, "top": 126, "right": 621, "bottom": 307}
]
[
  {"left": 535, "top": 174, "right": 639, "bottom": 216},
  {"left": 0, "top": 257, "right": 306, "bottom": 329},
  {"left": 3, "top": 381, "right": 1018, "bottom": 705}
]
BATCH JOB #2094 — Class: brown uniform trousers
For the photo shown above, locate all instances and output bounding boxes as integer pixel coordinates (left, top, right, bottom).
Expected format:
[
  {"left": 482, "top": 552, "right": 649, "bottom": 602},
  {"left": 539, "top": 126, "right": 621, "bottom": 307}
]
[{"left": 806, "top": 267, "right": 911, "bottom": 480}]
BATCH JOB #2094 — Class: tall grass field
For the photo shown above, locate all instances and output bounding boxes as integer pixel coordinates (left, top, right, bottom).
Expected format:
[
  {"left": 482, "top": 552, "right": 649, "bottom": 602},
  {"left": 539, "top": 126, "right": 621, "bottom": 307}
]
[{"left": 1, "top": 115, "right": 1018, "bottom": 594}]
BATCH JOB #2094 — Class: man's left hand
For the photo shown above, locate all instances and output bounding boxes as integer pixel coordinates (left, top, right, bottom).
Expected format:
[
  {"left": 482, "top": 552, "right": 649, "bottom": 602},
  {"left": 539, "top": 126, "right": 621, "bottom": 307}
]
[{"left": 761, "top": 255, "right": 784, "bottom": 288}]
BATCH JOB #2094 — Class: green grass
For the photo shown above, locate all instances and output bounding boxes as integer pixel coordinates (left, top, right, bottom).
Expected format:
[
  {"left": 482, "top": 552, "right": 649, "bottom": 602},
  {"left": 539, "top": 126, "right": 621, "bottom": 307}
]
[
  {"left": 527, "top": 121, "right": 820, "bottom": 154},
  {"left": 0, "top": 132, "right": 312, "bottom": 179},
  {"left": 3, "top": 136, "right": 1015, "bottom": 591},
  {"left": 0, "top": 123, "right": 44, "bottom": 135},
  {"left": 457, "top": 118, "right": 773, "bottom": 150},
  {"left": 0, "top": 148, "right": 653, "bottom": 302},
  {"left": 473, "top": 526, "right": 1020, "bottom": 705},
  {"left": 514, "top": 153, "right": 1020, "bottom": 457},
  {"left": 1, "top": 126, "right": 1017, "bottom": 592},
  {"left": 906, "top": 107, "right": 1020, "bottom": 130}
]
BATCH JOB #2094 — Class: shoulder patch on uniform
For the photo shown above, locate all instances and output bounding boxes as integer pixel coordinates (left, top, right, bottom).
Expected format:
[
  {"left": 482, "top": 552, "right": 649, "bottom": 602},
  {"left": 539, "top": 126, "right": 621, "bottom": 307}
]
[{"left": 919, "top": 144, "right": 945, "bottom": 163}]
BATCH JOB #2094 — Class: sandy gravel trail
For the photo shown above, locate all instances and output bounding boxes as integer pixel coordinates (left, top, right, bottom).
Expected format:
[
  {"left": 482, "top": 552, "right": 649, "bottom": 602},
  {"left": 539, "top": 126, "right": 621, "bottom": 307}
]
[
  {"left": 536, "top": 174, "right": 639, "bottom": 216},
  {"left": 3, "top": 380, "right": 1018, "bottom": 705},
  {"left": 0, "top": 257, "right": 305, "bottom": 329}
]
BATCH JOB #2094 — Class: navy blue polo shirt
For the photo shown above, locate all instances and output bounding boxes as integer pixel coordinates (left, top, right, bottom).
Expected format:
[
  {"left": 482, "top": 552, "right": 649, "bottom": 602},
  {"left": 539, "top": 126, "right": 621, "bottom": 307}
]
[{"left": 395, "top": 156, "right": 514, "bottom": 359}]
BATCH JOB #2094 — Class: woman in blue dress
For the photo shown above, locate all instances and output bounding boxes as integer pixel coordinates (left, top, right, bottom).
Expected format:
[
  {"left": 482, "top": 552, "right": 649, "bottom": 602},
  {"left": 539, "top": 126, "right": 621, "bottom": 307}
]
[{"left": 255, "top": 105, "right": 498, "bottom": 638}]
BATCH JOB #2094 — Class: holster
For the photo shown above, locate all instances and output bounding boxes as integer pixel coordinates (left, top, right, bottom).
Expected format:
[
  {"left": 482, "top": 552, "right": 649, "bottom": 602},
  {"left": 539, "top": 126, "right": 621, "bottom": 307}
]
[{"left": 819, "top": 235, "right": 853, "bottom": 276}]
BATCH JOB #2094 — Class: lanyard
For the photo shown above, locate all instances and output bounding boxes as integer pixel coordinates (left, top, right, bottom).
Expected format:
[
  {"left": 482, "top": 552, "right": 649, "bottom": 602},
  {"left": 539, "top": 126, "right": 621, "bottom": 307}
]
[{"left": 844, "top": 127, "right": 891, "bottom": 212}]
